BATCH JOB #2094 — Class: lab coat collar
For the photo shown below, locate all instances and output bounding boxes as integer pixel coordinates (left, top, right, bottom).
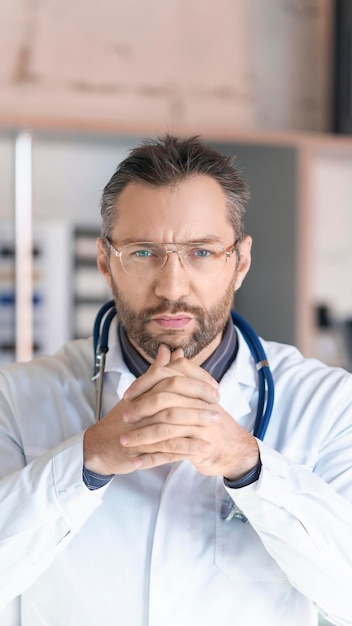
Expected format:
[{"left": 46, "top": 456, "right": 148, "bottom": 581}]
[
  {"left": 214, "top": 329, "right": 257, "bottom": 421},
  {"left": 103, "top": 317, "right": 136, "bottom": 397},
  {"left": 231, "top": 328, "right": 259, "bottom": 389},
  {"left": 104, "top": 316, "right": 131, "bottom": 375}
]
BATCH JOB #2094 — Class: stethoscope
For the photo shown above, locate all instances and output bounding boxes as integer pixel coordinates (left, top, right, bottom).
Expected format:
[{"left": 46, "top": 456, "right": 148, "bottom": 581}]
[{"left": 93, "top": 300, "right": 275, "bottom": 522}]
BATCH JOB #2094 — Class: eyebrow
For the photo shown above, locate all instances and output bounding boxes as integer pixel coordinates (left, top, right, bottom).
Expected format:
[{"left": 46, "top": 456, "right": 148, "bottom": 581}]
[{"left": 116, "top": 235, "right": 227, "bottom": 245}]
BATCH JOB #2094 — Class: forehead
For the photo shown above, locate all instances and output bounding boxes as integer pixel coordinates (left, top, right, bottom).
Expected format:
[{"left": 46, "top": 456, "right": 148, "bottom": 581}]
[{"left": 111, "top": 175, "right": 234, "bottom": 243}]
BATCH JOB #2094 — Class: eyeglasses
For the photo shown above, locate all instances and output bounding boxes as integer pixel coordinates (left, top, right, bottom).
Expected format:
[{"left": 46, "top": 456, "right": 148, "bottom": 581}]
[{"left": 103, "top": 238, "right": 240, "bottom": 278}]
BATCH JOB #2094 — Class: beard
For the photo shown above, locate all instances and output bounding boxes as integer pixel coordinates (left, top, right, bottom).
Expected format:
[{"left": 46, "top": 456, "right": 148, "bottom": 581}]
[{"left": 110, "top": 275, "right": 236, "bottom": 361}]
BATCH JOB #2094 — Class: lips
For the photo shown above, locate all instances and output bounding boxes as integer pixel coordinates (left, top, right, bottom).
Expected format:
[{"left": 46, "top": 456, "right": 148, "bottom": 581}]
[{"left": 151, "top": 315, "right": 192, "bottom": 329}]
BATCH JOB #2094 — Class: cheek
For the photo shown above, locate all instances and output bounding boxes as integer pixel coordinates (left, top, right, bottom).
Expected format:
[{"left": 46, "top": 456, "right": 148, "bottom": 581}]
[
  {"left": 111, "top": 272, "right": 152, "bottom": 307},
  {"left": 188, "top": 280, "right": 235, "bottom": 313},
  {"left": 207, "top": 271, "right": 236, "bottom": 300}
]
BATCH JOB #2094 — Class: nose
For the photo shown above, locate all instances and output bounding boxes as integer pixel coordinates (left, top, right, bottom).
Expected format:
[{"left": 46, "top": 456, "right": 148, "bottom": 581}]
[{"left": 153, "top": 250, "right": 191, "bottom": 301}]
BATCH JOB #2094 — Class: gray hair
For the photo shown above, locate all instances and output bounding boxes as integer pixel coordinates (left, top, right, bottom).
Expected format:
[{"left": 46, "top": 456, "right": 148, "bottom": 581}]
[{"left": 100, "top": 134, "right": 249, "bottom": 240}]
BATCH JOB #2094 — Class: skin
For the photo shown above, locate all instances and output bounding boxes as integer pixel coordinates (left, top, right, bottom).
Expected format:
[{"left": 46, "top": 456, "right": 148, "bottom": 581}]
[{"left": 84, "top": 175, "right": 259, "bottom": 480}]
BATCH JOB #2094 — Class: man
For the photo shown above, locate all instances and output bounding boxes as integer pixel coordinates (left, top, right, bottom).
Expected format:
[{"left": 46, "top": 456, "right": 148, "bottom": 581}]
[{"left": 0, "top": 135, "right": 351, "bottom": 626}]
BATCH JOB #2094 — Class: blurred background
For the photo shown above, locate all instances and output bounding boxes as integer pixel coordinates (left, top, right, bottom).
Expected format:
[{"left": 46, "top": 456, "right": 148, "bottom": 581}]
[
  {"left": 0, "top": 0, "right": 351, "bottom": 377},
  {"left": 0, "top": 3, "right": 351, "bottom": 624}
]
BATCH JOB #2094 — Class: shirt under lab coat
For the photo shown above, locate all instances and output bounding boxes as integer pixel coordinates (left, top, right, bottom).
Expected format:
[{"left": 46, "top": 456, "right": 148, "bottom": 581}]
[{"left": 0, "top": 325, "right": 351, "bottom": 626}]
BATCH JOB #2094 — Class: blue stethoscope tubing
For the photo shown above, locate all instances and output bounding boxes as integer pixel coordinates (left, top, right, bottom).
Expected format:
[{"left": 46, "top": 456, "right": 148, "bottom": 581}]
[
  {"left": 230, "top": 310, "right": 275, "bottom": 441},
  {"left": 93, "top": 300, "right": 274, "bottom": 441}
]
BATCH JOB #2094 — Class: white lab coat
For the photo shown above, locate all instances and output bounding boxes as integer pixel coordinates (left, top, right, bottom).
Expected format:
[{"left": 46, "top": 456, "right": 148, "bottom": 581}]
[{"left": 0, "top": 324, "right": 351, "bottom": 626}]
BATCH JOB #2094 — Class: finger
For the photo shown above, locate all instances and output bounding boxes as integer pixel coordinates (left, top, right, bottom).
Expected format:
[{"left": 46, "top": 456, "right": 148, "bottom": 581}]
[
  {"left": 124, "top": 355, "right": 218, "bottom": 401},
  {"left": 123, "top": 382, "right": 220, "bottom": 423},
  {"left": 165, "top": 357, "right": 218, "bottom": 389},
  {"left": 154, "top": 343, "right": 172, "bottom": 366},
  {"left": 123, "top": 344, "right": 176, "bottom": 400},
  {"left": 124, "top": 365, "right": 186, "bottom": 401},
  {"left": 132, "top": 451, "right": 184, "bottom": 469},
  {"left": 131, "top": 439, "right": 212, "bottom": 469},
  {"left": 121, "top": 418, "right": 210, "bottom": 447},
  {"left": 170, "top": 347, "right": 184, "bottom": 361}
]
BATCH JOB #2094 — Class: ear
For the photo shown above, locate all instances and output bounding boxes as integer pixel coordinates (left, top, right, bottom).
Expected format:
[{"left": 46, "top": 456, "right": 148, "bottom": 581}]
[
  {"left": 96, "top": 237, "right": 112, "bottom": 289},
  {"left": 234, "top": 236, "right": 252, "bottom": 291}
]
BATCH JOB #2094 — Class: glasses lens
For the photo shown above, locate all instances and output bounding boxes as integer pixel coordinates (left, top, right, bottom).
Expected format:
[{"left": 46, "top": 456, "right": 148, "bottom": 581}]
[
  {"left": 119, "top": 242, "right": 228, "bottom": 277},
  {"left": 120, "top": 243, "right": 165, "bottom": 276},
  {"left": 181, "top": 244, "right": 226, "bottom": 276}
]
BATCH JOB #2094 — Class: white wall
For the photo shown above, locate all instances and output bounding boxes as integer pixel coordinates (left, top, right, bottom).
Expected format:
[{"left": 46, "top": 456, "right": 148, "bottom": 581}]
[
  {"left": 32, "top": 134, "right": 136, "bottom": 224},
  {"left": 0, "top": 0, "right": 333, "bottom": 133}
]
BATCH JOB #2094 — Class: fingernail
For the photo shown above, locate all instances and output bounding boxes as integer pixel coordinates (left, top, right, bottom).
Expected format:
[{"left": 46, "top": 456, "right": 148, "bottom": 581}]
[
  {"left": 133, "top": 458, "right": 143, "bottom": 468},
  {"left": 123, "top": 412, "right": 130, "bottom": 423},
  {"left": 120, "top": 435, "right": 129, "bottom": 445},
  {"left": 123, "top": 389, "right": 130, "bottom": 399}
]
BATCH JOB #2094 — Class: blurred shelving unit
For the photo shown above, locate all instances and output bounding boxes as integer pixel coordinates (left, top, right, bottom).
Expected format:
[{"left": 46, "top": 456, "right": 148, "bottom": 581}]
[
  {"left": 0, "top": 220, "right": 72, "bottom": 366},
  {"left": 73, "top": 227, "right": 111, "bottom": 339}
]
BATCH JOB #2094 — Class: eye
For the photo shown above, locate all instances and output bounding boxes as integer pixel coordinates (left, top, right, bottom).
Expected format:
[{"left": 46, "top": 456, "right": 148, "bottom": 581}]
[
  {"left": 125, "top": 244, "right": 159, "bottom": 260},
  {"left": 127, "top": 245, "right": 166, "bottom": 262},
  {"left": 187, "top": 247, "right": 215, "bottom": 258},
  {"left": 134, "top": 248, "right": 154, "bottom": 258}
]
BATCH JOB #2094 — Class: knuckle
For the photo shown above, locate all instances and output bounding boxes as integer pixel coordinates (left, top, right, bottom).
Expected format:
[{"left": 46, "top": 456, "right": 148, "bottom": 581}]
[
  {"left": 156, "top": 422, "right": 171, "bottom": 440},
  {"left": 157, "top": 390, "right": 172, "bottom": 405},
  {"left": 149, "top": 391, "right": 168, "bottom": 413},
  {"left": 142, "top": 453, "right": 154, "bottom": 468},
  {"left": 130, "top": 428, "right": 145, "bottom": 445},
  {"left": 163, "top": 451, "right": 176, "bottom": 463},
  {"left": 198, "top": 409, "right": 205, "bottom": 422},
  {"left": 163, "top": 407, "right": 176, "bottom": 423},
  {"left": 165, "top": 438, "right": 179, "bottom": 453},
  {"left": 166, "top": 376, "right": 180, "bottom": 391},
  {"left": 129, "top": 400, "right": 141, "bottom": 420},
  {"left": 128, "top": 428, "right": 138, "bottom": 444}
]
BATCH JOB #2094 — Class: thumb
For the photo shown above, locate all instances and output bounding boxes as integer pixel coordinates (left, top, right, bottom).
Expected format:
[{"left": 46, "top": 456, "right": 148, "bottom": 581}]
[
  {"left": 154, "top": 343, "right": 172, "bottom": 366},
  {"left": 170, "top": 347, "right": 185, "bottom": 362}
]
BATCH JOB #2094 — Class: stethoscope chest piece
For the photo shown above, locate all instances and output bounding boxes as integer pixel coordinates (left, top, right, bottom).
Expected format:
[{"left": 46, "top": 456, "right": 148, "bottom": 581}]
[{"left": 221, "top": 494, "right": 248, "bottom": 523}]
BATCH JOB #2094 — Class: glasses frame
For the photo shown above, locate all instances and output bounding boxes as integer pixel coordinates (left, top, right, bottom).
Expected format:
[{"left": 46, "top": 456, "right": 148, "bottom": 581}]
[{"left": 103, "top": 237, "right": 241, "bottom": 276}]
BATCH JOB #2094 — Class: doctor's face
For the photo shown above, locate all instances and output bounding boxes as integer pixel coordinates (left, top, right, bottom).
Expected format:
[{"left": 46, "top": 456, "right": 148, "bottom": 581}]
[{"left": 97, "top": 175, "right": 251, "bottom": 365}]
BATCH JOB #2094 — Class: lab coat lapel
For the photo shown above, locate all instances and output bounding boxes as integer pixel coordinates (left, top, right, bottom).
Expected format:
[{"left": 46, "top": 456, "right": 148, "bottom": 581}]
[{"left": 217, "top": 328, "right": 259, "bottom": 431}]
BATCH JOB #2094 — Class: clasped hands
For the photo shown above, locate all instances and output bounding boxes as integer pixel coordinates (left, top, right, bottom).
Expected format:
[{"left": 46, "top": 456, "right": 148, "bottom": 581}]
[{"left": 83, "top": 344, "right": 259, "bottom": 481}]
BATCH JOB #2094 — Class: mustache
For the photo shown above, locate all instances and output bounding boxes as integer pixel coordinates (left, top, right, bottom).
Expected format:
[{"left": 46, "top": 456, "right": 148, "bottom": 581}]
[{"left": 141, "top": 301, "right": 203, "bottom": 319}]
